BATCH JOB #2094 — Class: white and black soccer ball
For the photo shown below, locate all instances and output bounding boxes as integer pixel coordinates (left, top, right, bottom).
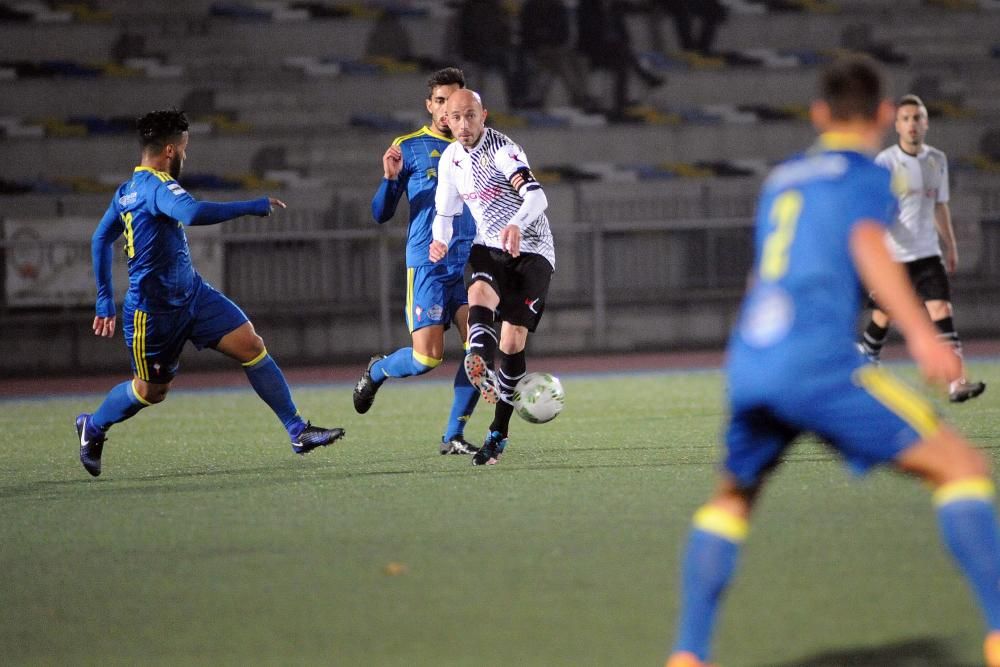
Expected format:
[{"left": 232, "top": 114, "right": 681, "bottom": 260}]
[{"left": 512, "top": 372, "right": 565, "bottom": 424}]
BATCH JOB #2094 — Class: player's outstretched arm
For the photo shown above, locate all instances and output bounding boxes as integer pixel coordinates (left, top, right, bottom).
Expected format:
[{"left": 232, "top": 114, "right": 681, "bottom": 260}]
[
  {"left": 155, "top": 182, "right": 276, "bottom": 227},
  {"left": 851, "top": 220, "right": 960, "bottom": 385}
]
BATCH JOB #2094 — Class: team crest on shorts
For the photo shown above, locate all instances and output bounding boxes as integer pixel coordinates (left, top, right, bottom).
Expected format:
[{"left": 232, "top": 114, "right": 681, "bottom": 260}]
[{"left": 427, "top": 304, "right": 444, "bottom": 321}]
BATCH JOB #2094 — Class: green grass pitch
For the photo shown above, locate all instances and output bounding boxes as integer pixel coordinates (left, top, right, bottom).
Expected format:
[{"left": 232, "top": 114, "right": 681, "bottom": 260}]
[{"left": 1, "top": 361, "right": 997, "bottom": 666}]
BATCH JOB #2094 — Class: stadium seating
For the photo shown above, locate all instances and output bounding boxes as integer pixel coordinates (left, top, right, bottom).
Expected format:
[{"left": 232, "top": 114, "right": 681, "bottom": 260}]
[{"left": 2, "top": 0, "right": 999, "bottom": 372}]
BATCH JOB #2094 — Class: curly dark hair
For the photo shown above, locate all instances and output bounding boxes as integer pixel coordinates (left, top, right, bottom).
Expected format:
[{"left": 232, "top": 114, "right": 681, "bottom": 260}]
[
  {"left": 426, "top": 67, "right": 465, "bottom": 99},
  {"left": 136, "top": 109, "right": 189, "bottom": 152}
]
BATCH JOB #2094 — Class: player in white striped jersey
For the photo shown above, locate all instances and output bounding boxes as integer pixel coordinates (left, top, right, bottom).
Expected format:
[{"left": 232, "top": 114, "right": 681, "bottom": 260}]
[
  {"left": 858, "top": 94, "right": 985, "bottom": 403},
  {"left": 431, "top": 89, "right": 555, "bottom": 465}
]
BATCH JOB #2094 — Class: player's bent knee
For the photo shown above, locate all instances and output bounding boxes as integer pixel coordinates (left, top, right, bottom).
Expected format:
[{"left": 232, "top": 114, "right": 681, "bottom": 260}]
[
  {"left": 467, "top": 281, "right": 499, "bottom": 306},
  {"left": 902, "top": 428, "right": 992, "bottom": 484},
  {"left": 411, "top": 350, "right": 443, "bottom": 375},
  {"left": 926, "top": 300, "right": 953, "bottom": 321},
  {"left": 135, "top": 381, "right": 169, "bottom": 404},
  {"left": 245, "top": 331, "right": 265, "bottom": 359}
]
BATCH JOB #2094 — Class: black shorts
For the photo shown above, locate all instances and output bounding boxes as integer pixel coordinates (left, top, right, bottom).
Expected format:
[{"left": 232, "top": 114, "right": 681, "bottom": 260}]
[
  {"left": 868, "top": 255, "right": 951, "bottom": 309},
  {"left": 464, "top": 244, "right": 553, "bottom": 332}
]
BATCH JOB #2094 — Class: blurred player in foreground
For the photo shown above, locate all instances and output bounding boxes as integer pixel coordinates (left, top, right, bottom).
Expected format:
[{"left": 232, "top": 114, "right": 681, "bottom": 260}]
[
  {"left": 858, "top": 93, "right": 985, "bottom": 403},
  {"left": 665, "top": 58, "right": 1000, "bottom": 667},
  {"left": 76, "top": 109, "right": 344, "bottom": 476},
  {"left": 432, "top": 89, "right": 555, "bottom": 466},
  {"left": 353, "top": 67, "right": 481, "bottom": 455}
]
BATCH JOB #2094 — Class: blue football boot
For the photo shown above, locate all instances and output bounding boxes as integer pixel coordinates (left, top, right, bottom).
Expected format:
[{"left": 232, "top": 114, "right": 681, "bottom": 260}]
[
  {"left": 75, "top": 413, "right": 106, "bottom": 477},
  {"left": 291, "top": 422, "right": 345, "bottom": 455},
  {"left": 471, "top": 430, "right": 507, "bottom": 466}
]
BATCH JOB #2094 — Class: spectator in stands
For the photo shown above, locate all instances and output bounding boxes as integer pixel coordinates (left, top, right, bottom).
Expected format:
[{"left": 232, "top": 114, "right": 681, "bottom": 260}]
[
  {"left": 577, "top": 0, "right": 664, "bottom": 121},
  {"left": 518, "top": 0, "right": 598, "bottom": 112},
  {"left": 457, "top": 0, "right": 515, "bottom": 108},
  {"left": 648, "top": 0, "right": 727, "bottom": 56}
]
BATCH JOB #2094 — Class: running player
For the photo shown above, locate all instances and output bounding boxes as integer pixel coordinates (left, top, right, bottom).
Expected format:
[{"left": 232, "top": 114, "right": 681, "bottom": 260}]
[
  {"left": 432, "top": 89, "right": 556, "bottom": 466},
  {"left": 665, "top": 58, "right": 1000, "bottom": 667},
  {"left": 76, "top": 109, "right": 344, "bottom": 477},
  {"left": 352, "top": 67, "right": 481, "bottom": 455},
  {"left": 858, "top": 93, "right": 985, "bottom": 403}
]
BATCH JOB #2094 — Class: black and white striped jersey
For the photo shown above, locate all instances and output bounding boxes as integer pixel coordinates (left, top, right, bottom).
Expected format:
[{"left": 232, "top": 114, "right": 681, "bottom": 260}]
[{"left": 436, "top": 127, "right": 555, "bottom": 268}]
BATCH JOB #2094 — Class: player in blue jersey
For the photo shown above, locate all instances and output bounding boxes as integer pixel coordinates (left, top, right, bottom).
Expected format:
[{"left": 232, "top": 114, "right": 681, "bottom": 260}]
[
  {"left": 75, "top": 109, "right": 344, "bottom": 477},
  {"left": 353, "top": 67, "right": 481, "bottom": 456},
  {"left": 666, "top": 58, "right": 1000, "bottom": 667}
]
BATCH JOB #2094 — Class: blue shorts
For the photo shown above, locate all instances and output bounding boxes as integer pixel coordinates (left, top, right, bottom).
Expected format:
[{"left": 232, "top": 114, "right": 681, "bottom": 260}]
[
  {"left": 724, "top": 364, "right": 940, "bottom": 488},
  {"left": 123, "top": 281, "right": 249, "bottom": 383},
  {"left": 405, "top": 263, "right": 468, "bottom": 333}
]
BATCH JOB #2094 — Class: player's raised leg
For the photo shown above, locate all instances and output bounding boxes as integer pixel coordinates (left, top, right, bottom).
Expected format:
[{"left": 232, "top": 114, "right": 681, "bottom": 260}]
[
  {"left": 353, "top": 331, "right": 443, "bottom": 415},
  {"left": 214, "top": 320, "right": 344, "bottom": 454},
  {"left": 464, "top": 278, "right": 502, "bottom": 405}
]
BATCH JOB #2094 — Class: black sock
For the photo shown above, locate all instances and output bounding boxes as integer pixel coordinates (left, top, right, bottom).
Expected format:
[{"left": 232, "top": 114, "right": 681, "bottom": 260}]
[
  {"left": 489, "top": 350, "right": 526, "bottom": 437},
  {"left": 860, "top": 319, "right": 888, "bottom": 358},
  {"left": 467, "top": 305, "right": 497, "bottom": 367},
  {"left": 934, "top": 316, "right": 963, "bottom": 356}
]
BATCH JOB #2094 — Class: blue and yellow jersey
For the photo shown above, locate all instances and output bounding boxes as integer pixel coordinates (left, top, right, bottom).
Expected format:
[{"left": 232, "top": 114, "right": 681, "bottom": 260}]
[
  {"left": 92, "top": 166, "right": 269, "bottom": 316},
  {"left": 371, "top": 126, "right": 476, "bottom": 268},
  {"left": 728, "top": 133, "right": 898, "bottom": 380}
]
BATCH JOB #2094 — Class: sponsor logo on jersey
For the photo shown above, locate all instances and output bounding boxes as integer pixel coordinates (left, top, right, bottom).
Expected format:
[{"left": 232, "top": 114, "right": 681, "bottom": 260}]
[
  {"left": 461, "top": 185, "right": 503, "bottom": 202},
  {"left": 167, "top": 182, "right": 186, "bottom": 196},
  {"left": 426, "top": 167, "right": 437, "bottom": 180},
  {"left": 119, "top": 192, "right": 138, "bottom": 207}
]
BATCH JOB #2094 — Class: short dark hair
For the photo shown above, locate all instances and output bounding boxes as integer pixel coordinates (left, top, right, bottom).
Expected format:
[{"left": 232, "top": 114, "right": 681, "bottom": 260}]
[
  {"left": 819, "top": 56, "right": 885, "bottom": 121},
  {"left": 426, "top": 67, "right": 465, "bottom": 98},
  {"left": 136, "top": 109, "right": 189, "bottom": 153},
  {"left": 897, "top": 93, "right": 925, "bottom": 109}
]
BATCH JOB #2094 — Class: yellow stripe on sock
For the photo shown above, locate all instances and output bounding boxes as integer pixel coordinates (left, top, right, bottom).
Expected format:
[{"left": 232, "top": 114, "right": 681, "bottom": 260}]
[
  {"left": 412, "top": 350, "right": 443, "bottom": 369},
  {"left": 854, "top": 366, "right": 939, "bottom": 438},
  {"left": 934, "top": 477, "right": 996, "bottom": 507},
  {"left": 242, "top": 348, "right": 269, "bottom": 367},
  {"left": 130, "top": 379, "right": 153, "bottom": 406},
  {"left": 693, "top": 505, "right": 749, "bottom": 543}
]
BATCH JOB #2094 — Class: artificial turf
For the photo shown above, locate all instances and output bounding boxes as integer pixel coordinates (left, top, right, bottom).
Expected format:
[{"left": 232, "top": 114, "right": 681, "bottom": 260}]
[{"left": 1, "top": 361, "right": 997, "bottom": 666}]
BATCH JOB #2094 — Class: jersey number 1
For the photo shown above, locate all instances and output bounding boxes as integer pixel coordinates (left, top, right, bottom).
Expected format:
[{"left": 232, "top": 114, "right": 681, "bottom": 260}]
[{"left": 760, "top": 190, "right": 803, "bottom": 281}]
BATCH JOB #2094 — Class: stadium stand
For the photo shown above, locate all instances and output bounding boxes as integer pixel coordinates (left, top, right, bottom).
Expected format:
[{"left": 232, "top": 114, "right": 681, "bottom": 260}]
[{"left": 2, "top": 0, "right": 999, "bottom": 374}]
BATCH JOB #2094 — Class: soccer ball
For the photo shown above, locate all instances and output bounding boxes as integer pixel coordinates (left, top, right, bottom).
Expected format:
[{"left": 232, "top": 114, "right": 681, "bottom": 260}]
[{"left": 512, "top": 372, "right": 565, "bottom": 424}]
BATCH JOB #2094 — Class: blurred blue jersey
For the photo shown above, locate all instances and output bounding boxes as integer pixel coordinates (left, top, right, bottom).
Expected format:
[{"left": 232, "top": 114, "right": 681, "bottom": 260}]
[
  {"left": 92, "top": 166, "right": 269, "bottom": 316},
  {"left": 371, "top": 126, "right": 475, "bottom": 268},
  {"left": 727, "top": 134, "right": 898, "bottom": 390}
]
